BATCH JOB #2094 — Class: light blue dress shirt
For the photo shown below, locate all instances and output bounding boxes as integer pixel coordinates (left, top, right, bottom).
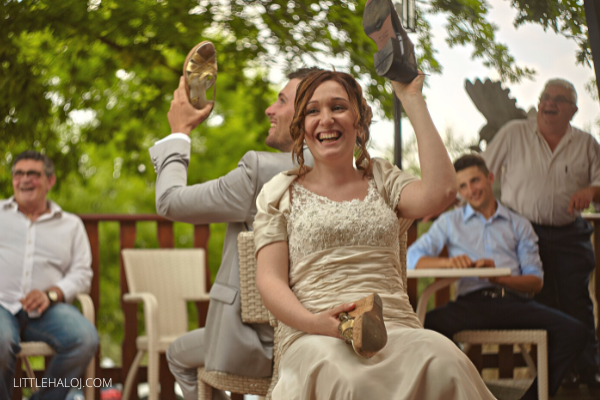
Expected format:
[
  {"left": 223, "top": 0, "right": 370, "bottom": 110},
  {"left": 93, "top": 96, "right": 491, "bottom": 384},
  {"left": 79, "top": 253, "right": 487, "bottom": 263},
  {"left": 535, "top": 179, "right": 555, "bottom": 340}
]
[{"left": 407, "top": 202, "right": 543, "bottom": 297}]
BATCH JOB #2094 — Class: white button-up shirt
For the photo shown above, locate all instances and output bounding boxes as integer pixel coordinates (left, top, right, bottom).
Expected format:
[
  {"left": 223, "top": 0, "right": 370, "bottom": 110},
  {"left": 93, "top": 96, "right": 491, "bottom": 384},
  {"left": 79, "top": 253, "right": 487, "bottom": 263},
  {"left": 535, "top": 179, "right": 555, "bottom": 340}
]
[
  {"left": 483, "top": 119, "right": 600, "bottom": 226},
  {"left": 0, "top": 198, "right": 92, "bottom": 314}
]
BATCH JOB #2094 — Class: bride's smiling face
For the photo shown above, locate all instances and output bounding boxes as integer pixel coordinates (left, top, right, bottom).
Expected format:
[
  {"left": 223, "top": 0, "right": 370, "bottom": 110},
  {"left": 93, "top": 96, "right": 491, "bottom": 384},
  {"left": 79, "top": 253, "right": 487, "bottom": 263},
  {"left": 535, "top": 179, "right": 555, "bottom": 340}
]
[{"left": 303, "top": 80, "right": 357, "bottom": 163}]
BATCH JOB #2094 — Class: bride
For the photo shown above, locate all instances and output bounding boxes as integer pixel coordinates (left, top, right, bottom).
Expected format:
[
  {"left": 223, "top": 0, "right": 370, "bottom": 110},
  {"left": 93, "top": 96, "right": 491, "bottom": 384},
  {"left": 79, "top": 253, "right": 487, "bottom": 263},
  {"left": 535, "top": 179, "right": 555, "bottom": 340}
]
[{"left": 253, "top": 70, "right": 496, "bottom": 399}]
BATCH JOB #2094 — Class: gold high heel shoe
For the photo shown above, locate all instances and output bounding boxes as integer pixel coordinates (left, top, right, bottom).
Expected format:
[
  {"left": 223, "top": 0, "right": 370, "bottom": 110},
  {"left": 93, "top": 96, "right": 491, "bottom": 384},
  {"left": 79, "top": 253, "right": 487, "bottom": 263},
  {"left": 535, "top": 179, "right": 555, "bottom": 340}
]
[
  {"left": 338, "top": 293, "right": 387, "bottom": 358},
  {"left": 183, "top": 41, "right": 217, "bottom": 110}
]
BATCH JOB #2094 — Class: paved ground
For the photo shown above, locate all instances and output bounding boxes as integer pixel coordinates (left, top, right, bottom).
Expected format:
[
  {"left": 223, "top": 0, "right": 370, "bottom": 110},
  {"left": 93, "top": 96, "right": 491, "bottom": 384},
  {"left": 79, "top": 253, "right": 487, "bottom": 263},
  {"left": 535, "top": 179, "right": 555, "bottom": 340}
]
[{"left": 554, "top": 385, "right": 600, "bottom": 399}]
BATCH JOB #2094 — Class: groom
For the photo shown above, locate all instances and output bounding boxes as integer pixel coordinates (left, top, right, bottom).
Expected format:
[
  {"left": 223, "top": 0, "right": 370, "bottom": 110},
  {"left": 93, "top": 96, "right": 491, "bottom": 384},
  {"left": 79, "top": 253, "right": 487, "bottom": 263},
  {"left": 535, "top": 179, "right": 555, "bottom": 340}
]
[{"left": 149, "top": 67, "right": 319, "bottom": 400}]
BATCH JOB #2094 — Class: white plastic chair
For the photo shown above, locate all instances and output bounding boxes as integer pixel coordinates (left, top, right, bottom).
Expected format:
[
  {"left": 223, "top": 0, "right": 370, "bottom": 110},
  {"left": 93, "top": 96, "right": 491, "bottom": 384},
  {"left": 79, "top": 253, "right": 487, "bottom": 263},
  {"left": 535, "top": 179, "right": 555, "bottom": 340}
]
[
  {"left": 454, "top": 330, "right": 548, "bottom": 400},
  {"left": 121, "top": 249, "right": 209, "bottom": 400},
  {"left": 16, "top": 293, "right": 96, "bottom": 400}
]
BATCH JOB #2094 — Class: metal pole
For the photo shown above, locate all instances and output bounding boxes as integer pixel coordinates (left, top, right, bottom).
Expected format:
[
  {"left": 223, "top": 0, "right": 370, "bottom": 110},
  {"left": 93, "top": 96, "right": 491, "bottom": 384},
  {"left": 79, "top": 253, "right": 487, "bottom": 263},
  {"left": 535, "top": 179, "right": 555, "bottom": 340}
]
[
  {"left": 394, "top": 95, "right": 403, "bottom": 169},
  {"left": 584, "top": 0, "right": 600, "bottom": 100}
]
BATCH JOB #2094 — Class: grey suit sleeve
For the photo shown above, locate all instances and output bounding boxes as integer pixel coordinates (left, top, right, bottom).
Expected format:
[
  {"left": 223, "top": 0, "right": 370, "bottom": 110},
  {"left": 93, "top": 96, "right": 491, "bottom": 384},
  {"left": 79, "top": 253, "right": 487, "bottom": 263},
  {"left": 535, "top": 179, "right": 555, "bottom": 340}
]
[{"left": 149, "top": 139, "right": 260, "bottom": 224}]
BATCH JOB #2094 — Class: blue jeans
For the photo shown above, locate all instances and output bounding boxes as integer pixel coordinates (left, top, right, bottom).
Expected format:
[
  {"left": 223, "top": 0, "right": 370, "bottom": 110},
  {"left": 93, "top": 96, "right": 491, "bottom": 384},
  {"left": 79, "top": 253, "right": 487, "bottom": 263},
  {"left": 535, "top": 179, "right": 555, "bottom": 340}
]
[{"left": 0, "top": 303, "right": 99, "bottom": 400}]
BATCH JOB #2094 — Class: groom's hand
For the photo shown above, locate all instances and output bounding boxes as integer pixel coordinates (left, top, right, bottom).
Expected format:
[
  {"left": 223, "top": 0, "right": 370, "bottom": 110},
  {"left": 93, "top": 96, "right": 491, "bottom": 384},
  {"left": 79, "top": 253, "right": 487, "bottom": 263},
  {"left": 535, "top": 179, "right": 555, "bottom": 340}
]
[{"left": 168, "top": 76, "right": 214, "bottom": 135}]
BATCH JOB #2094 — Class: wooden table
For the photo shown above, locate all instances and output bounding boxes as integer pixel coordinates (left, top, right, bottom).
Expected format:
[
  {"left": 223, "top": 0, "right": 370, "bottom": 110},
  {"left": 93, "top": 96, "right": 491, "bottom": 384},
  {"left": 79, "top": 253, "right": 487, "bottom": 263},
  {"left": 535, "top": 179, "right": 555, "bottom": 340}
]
[{"left": 407, "top": 268, "right": 512, "bottom": 324}]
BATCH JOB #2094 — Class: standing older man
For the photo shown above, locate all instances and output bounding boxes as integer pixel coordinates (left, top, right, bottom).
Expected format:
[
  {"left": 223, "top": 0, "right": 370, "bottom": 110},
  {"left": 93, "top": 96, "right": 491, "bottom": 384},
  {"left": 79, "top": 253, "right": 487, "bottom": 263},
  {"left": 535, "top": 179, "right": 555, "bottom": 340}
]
[
  {"left": 483, "top": 78, "right": 600, "bottom": 386},
  {"left": 0, "top": 150, "right": 99, "bottom": 400},
  {"left": 150, "top": 68, "right": 318, "bottom": 400}
]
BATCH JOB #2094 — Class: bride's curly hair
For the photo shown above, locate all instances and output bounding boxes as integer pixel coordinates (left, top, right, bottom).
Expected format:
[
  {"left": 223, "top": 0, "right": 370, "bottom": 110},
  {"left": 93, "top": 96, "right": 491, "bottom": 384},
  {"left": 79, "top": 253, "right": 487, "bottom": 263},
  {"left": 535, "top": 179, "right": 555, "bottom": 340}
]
[{"left": 290, "top": 70, "right": 373, "bottom": 178}]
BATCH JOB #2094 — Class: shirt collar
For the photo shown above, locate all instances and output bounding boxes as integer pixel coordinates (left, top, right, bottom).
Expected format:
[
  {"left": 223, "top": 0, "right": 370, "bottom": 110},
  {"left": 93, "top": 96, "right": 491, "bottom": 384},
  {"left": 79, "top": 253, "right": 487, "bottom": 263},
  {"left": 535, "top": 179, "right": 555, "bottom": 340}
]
[
  {"left": 463, "top": 200, "right": 509, "bottom": 222},
  {"left": 2, "top": 197, "right": 63, "bottom": 218}
]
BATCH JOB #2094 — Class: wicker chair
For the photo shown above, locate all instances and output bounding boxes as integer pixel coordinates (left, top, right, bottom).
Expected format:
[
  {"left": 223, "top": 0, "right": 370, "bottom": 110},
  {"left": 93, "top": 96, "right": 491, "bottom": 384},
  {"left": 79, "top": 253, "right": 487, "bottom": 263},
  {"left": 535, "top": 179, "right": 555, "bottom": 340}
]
[
  {"left": 197, "top": 231, "right": 411, "bottom": 400},
  {"left": 121, "top": 249, "right": 210, "bottom": 400},
  {"left": 454, "top": 330, "right": 548, "bottom": 400},
  {"left": 16, "top": 293, "right": 96, "bottom": 400}
]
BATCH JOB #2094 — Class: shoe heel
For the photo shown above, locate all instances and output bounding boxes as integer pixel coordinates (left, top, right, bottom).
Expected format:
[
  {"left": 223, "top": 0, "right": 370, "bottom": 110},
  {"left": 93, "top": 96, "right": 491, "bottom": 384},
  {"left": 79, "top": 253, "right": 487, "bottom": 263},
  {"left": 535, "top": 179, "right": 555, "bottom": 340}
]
[
  {"left": 184, "top": 41, "right": 217, "bottom": 110},
  {"left": 374, "top": 38, "right": 418, "bottom": 83}
]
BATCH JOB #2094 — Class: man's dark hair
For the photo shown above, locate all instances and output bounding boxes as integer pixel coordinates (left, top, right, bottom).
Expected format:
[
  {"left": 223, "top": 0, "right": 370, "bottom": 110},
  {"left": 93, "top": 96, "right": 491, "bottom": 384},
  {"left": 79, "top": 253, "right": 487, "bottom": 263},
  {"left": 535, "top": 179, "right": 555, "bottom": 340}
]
[
  {"left": 453, "top": 154, "right": 489, "bottom": 175},
  {"left": 287, "top": 67, "right": 323, "bottom": 81},
  {"left": 12, "top": 150, "right": 55, "bottom": 177}
]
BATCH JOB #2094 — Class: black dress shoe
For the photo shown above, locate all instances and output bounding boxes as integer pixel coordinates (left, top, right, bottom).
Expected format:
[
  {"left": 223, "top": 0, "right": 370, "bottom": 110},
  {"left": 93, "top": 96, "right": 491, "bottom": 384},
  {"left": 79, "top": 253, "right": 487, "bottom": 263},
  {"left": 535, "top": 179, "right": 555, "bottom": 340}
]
[
  {"left": 362, "top": 0, "right": 418, "bottom": 83},
  {"left": 561, "top": 370, "right": 579, "bottom": 388},
  {"left": 580, "top": 371, "right": 600, "bottom": 388}
]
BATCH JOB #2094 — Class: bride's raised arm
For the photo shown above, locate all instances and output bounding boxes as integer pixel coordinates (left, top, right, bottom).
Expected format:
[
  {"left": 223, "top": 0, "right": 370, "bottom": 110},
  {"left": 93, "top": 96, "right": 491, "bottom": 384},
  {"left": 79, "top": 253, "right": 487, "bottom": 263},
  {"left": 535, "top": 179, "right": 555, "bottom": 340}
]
[{"left": 392, "top": 75, "right": 457, "bottom": 219}]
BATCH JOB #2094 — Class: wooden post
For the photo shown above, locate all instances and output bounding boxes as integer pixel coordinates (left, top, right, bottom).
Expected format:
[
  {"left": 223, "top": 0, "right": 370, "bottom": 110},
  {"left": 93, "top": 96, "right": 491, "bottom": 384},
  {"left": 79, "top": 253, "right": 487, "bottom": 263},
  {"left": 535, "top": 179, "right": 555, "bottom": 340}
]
[
  {"left": 120, "top": 221, "right": 138, "bottom": 400},
  {"left": 83, "top": 220, "right": 102, "bottom": 400},
  {"left": 498, "top": 345, "right": 514, "bottom": 378},
  {"left": 194, "top": 225, "right": 211, "bottom": 327},
  {"left": 594, "top": 219, "right": 600, "bottom": 361},
  {"left": 156, "top": 220, "right": 176, "bottom": 400}
]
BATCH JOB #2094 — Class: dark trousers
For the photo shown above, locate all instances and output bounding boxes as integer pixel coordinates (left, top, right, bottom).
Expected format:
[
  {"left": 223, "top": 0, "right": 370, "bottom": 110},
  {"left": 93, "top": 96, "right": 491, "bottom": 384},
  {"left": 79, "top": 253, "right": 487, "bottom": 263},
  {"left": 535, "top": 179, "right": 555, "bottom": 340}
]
[
  {"left": 424, "top": 291, "right": 587, "bottom": 398},
  {"left": 532, "top": 217, "right": 599, "bottom": 374}
]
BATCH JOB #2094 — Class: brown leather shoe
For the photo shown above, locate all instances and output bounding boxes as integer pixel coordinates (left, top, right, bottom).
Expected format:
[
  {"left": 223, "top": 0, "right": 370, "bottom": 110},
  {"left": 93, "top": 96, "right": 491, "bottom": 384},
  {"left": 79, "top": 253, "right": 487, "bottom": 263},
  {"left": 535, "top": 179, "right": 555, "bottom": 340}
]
[
  {"left": 183, "top": 41, "right": 217, "bottom": 110},
  {"left": 338, "top": 293, "right": 387, "bottom": 358}
]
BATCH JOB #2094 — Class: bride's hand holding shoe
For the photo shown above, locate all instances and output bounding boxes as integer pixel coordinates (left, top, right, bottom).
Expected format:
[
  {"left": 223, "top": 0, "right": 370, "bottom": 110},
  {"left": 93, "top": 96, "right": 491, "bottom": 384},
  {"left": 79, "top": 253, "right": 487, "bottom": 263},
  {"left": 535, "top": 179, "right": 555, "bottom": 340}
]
[
  {"left": 310, "top": 302, "right": 356, "bottom": 339},
  {"left": 390, "top": 71, "right": 425, "bottom": 103}
]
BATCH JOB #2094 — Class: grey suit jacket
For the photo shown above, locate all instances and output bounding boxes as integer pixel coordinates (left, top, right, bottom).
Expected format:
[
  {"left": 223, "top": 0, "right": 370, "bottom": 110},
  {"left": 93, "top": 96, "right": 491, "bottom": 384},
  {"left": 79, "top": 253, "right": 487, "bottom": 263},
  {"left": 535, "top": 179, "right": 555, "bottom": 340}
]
[{"left": 149, "top": 138, "right": 313, "bottom": 377}]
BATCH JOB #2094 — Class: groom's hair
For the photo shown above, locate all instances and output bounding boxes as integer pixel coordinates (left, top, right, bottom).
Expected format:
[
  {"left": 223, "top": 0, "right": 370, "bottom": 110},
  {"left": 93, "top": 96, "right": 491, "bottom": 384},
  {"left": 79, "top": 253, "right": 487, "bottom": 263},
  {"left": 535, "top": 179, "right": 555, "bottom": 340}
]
[{"left": 287, "top": 67, "right": 323, "bottom": 81}]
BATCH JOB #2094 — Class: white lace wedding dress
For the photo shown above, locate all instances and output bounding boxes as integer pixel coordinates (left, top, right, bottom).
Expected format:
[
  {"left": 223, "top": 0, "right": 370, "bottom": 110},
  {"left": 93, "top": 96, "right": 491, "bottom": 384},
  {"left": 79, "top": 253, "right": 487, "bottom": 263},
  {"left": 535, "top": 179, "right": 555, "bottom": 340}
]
[{"left": 254, "top": 159, "right": 496, "bottom": 400}]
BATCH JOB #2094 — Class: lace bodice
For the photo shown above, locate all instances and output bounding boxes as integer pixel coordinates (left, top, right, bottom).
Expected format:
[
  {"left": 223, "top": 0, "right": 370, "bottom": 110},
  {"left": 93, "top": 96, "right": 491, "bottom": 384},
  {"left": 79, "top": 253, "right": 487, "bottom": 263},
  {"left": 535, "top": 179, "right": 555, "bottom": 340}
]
[{"left": 286, "top": 179, "right": 400, "bottom": 266}]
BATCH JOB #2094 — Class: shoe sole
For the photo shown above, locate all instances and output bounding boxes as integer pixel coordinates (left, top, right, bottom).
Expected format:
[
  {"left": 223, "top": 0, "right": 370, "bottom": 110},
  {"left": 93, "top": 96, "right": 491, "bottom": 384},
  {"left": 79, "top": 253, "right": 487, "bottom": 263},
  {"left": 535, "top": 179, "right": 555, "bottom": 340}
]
[
  {"left": 183, "top": 41, "right": 217, "bottom": 110},
  {"left": 363, "top": 0, "right": 418, "bottom": 83},
  {"left": 349, "top": 293, "right": 387, "bottom": 358}
]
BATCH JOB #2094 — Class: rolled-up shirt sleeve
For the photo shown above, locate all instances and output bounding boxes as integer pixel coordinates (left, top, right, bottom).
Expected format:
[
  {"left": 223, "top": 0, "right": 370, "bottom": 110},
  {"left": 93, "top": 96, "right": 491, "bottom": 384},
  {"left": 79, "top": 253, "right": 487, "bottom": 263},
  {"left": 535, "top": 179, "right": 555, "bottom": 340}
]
[
  {"left": 514, "top": 218, "right": 544, "bottom": 280},
  {"left": 407, "top": 216, "right": 450, "bottom": 270},
  {"left": 54, "top": 218, "right": 93, "bottom": 302},
  {"left": 482, "top": 123, "right": 510, "bottom": 177}
]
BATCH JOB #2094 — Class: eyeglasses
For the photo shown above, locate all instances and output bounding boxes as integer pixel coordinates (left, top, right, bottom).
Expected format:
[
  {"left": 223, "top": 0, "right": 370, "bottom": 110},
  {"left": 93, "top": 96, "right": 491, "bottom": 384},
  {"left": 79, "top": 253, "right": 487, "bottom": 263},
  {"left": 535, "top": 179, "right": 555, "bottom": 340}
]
[
  {"left": 539, "top": 94, "right": 575, "bottom": 105},
  {"left": 12, "top": 170, "right": 43, "bottom": 179}
]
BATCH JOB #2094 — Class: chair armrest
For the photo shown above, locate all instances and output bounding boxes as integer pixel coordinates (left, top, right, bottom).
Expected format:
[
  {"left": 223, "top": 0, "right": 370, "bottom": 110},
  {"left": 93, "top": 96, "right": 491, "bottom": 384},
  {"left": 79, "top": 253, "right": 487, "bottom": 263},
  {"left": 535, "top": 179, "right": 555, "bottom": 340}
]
[
  {"left": 75, "top": 293, "right": 95, "bottom": 325},
  {"left": 123, "top": 293, "right": 159, "bottom": 351}
]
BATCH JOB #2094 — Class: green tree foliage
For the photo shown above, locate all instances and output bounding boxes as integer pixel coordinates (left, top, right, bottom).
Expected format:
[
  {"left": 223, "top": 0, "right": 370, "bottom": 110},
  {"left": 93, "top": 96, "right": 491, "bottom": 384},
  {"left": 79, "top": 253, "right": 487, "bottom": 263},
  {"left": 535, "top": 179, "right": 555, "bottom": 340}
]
[{"left": 1, "top": 0, "right": 591, "bottom": 185}]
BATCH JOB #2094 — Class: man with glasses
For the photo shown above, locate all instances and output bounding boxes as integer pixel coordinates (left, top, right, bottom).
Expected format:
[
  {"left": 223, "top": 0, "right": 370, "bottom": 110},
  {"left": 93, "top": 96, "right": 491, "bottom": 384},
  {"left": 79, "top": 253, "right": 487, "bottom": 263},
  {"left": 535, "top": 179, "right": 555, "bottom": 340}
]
[
  {"left": 0, "top": 150, "right": 98, "bottom": 400},
  {"left": 483, "top": 78, "right": 600, "bottom": 387}
]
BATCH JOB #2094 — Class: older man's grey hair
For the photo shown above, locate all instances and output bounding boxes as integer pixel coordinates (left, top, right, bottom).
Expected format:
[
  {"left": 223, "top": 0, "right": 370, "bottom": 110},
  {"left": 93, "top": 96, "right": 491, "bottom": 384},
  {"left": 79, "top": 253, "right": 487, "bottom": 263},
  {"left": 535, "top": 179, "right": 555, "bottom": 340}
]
[
  {"left": 11, "top": 150, "right": 55, "bottom": 177},
  {"left": 543, "top": 78, "right": 577, "bottom": 105}
]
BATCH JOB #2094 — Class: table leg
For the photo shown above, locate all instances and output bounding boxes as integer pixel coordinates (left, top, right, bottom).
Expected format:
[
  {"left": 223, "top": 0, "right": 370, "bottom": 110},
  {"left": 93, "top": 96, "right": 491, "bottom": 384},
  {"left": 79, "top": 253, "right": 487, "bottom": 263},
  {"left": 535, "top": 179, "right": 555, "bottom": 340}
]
[{"left": 416, "top": 278, "right": 458, "bottom": 324}]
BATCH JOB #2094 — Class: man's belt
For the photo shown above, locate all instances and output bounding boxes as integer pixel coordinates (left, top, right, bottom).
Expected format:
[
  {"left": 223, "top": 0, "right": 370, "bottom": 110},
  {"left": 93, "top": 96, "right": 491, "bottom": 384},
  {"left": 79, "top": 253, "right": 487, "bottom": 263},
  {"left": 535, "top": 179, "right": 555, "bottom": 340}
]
[{"left": 466, "top": 286, "right": 533, "bottom": 300}]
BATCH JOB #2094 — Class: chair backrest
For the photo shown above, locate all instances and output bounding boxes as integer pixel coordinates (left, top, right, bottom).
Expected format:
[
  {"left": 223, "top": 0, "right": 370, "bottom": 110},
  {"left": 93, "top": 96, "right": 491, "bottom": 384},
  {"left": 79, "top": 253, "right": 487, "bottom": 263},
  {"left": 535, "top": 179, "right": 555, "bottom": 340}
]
[
  {"left": 238, "top": 232, "right": 271, "bottom": 324},
  {"left": 122, "top": 248, "right": 207, "bottom": 338},
  {"left": 237, "top": 230, "right": 409, "bottom": 323}
]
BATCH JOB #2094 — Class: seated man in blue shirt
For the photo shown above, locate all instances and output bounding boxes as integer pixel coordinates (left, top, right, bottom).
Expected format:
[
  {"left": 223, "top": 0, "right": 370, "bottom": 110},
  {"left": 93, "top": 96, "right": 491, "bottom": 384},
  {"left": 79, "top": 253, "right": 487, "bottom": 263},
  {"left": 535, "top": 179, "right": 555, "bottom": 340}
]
[{"left": 407, "top": 154, "right": 587, "bottom": 400}]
